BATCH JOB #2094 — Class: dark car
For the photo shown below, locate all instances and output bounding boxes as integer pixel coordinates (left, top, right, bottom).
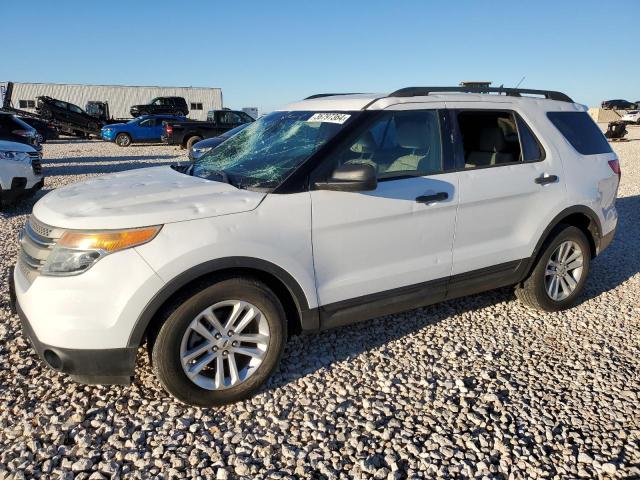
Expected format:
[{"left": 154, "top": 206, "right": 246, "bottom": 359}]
[
  {"left": 37, "top": 96, "right": 102, "bottom": 134},
  {"left": 18, "top": 117, "right": 59, "bottom": 143},
  {"left": 130, "top": 97, "right": 189, "bottom": 118},
  {"left": 163, "top": 109, "right": 255, "bottom": 149},
  {"left": 0, "top": 112, "right": 41, "bottom": 151},
  {"left": 188, "top": 122, "right": 251, "bottom": 161},
  {"left": 601, "top": 99, "right": 636, "bottom": 110}
]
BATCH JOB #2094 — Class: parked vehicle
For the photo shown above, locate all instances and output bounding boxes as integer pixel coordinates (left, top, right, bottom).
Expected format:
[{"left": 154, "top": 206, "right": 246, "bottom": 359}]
[
  {"left": 601, "top": 99, "right": 635, "bottom": 110},
  {"left": 37, "top": 97, "right": 102, "bottom": 136},
  {"left": 101, "top": 115, "right": 187, "bottom": 147},
  {"left": 189, "top": 123, "right": 252, "bottom": 161},
  {"left": 0, "top": 140, "right": 43, "bottom": 207},
  {"left": 85, "top": 101, "right": 130, "bottom": 125},
  {"left": 130, "top": 97, "right": 189, "bottom": 118},
  {"left": 12, "top": 87, "right": 619, "bottom": 407},
  {"left": 18, "top": 116, "right": 59, "bottom": 143},
  {"left": 163, "top": 110, "right": 255, "bottom": 149},
  {"left": 0, "top": 112, "right": 41, "bottom": 151},
  {"left": 620, "top": 110, "right": 640, "bottom": 125},
  {"left": 604, "top": 121, "right": 627, "bottom": 140}
]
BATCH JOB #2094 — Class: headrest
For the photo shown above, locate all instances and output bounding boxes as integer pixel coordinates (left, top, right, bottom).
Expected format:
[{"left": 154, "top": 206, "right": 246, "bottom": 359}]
[
  {"left": 396, "top": 118, "right": 429, "bottom": 149},
  {"left": 350, "top": 131, "right": 377, "bottom": 154},
  {"left": 477, "top": 127, "right": 506, "bottom": 152}
]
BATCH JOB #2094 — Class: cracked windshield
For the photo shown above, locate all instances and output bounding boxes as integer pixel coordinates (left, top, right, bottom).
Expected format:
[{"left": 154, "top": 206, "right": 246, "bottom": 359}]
[{"left": 192, "top": 111, "right": 355, "bottom": 189}]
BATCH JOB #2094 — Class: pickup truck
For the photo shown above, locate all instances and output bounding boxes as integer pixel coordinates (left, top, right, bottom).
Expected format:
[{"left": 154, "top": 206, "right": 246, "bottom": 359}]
[{"left": 162, "top": 109, "right": 254, "bottom": 149}]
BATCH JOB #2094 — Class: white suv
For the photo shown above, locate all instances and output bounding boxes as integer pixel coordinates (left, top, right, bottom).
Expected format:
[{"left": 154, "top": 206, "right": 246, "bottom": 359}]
[
  {"left": 12, "top": 87, "right": 619, "bottom": 406},
  {"left": 0, "top": 140, "right": 44, "bottom": 208}
]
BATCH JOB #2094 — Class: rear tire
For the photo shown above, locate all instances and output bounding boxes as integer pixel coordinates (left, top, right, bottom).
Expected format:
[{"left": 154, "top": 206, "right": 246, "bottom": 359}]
[
  {"left": 515, "top": 225, "right": 591, "bottom": 312},
  {"left": 115, "top": 133, "right": 131, "bottom": 147},
  {"left": 151, "top": 277, "right": 287, "bottom": 407},
  {"left": 186, "top": 136, "right": 203, "bottom": 150}
]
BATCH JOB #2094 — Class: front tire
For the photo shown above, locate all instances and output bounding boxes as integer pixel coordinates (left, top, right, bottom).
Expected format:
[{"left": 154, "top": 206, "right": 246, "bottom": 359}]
[
  {"left": 115, "top": 133, "right": 131, "bottom": 147},
  {"left": 151, "top": 278, "right": 286, "bottom": 406},
  {"left": 515, "top": 225, "right": 591, "bottom": 311}
]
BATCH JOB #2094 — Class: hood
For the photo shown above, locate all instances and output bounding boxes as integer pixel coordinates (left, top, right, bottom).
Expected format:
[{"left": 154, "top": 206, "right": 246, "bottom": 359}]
[
  {"left": 33, "top": 166, "right": 266, "bottom": 230},
  {"left": 0, "top": 140, "right": 37, "bottom": 153}
]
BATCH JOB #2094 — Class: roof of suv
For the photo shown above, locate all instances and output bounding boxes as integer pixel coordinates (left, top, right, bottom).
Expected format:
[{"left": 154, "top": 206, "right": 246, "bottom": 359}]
[{"left": 282, "top": 87, "right": 584, "bottom": 113}]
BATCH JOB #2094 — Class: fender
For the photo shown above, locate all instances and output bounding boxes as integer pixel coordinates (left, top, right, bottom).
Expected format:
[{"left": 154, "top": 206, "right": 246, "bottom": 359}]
[
  {"left": 525, "top": 205, "right": 603, "bottom": 276},
  {"left": 127, "top": 256, "right": 317, "bottom": 347}
]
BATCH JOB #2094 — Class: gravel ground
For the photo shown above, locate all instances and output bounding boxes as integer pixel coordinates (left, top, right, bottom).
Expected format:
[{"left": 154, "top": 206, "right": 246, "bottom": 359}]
[{"left": 0, "top": 132, "right": 639, "bottom": 480}]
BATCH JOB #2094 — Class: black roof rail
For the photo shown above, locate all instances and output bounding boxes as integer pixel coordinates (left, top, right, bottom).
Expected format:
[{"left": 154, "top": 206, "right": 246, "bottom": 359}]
[
  {"left": 389, "top": 87, "right": 573, "bottom": 103},
  {"left": 304, "top": 93, "right": 362, "bottom": 100}
]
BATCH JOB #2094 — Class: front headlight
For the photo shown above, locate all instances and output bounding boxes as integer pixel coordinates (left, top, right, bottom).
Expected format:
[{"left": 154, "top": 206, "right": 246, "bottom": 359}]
[
  {"left": 42, "top": 226, "right": 162, "bottom": 276},
  {"left": 0, "top": 151, "right": 31, "bottom": 164}
]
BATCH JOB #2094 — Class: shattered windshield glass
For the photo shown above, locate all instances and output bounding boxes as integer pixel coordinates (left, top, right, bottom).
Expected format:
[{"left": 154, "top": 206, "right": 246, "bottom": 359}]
[{"left": 192, "top": 111, "right": 356, "bottom": 189}]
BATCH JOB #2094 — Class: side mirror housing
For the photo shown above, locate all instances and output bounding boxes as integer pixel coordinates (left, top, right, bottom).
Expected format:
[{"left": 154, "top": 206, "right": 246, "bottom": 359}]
[{"left": 314, "top": 163, "right": 377, "bottom": 192}]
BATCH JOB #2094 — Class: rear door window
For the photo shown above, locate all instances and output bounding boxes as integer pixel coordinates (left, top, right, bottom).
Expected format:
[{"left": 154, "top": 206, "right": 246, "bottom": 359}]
[{"left": 547, "top": 112, "right": 612, "bottom": 155}]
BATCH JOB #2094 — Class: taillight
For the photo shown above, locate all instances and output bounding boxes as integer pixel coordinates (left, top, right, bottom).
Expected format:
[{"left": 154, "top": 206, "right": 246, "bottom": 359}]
[
  {"left": 608, "top": 159, "right": 621, "bottom": 179},
  {"left": 165, "top": 124, "right": 173, "bottom": 135}
]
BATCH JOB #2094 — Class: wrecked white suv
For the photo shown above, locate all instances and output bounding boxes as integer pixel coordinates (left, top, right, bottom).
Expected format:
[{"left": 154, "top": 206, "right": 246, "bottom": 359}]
[{"left": 12, "top": 87, "right": 619, "bottom": 406}]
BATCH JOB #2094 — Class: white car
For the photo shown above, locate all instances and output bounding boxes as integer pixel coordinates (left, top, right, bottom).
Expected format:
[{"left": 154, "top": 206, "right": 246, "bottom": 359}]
[
  {"left": 620, "top": 110, "right": 640, "bottom": 125},
  {"left": 12, "top": 87, "right": 619, "bottom": 406},
  {"left": 0, "top": 140, "right": 44, "bottom": 208}
]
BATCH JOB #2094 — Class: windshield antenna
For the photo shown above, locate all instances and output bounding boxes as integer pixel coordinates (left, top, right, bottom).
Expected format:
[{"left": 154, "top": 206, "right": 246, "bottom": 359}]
[{"left": 515, "top": 76, "right": 526, "bottom": 88}]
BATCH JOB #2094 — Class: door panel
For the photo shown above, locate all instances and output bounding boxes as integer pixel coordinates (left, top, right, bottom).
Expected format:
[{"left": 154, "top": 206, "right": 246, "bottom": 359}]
[
  {"left": 448, "top": 104, "right": 567, "bottom": 275},
  {"left": 311, "top": 176, "right": 458, "bottom": 306},
  {"left": 310, "top": 105, "right": 458, "bottom": 309}
]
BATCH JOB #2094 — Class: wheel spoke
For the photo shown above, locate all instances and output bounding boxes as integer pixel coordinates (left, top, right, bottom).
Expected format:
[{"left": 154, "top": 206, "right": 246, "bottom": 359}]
[
  {"left": 227, "top": 353, "right": 240, "bottom": 386},
  {"left": 545, "top": 267, "right": 556, "bottom": 276},
  {"left": 566, "top": 258, "right": 583, "bottom": 271},
  {"left": 203, "top": 309, "right": 226, "bottom": 334},
  {"left": 182, "top": 341, "right": 212, "bottom": 364},
  {"left": 223, "top": 302, "right": 245, "bottom": 331},
  {"left": 235, "top": 333, "right": 269, "bottom": 345},
  {"left": 564, "top": 273, "right": 577, "bottom": 290},
  {"left": 233, "top": 308, "right": 258, "bottom": 334},
  {"left": 565, "top": 249, "right": 582, "bottom": 264},
  {"left": 560, "top": 243, "right": 571, "bottom": 262},
  {"left": 186, "top": 351, "right": 215, "bottom": 378},
  {"left": 192, "top": 320, "right": 217, "bottom": 342},
  {"left": 552, "top": 277, "right": 560, "bottom": 299},
  {"left": 214, "top": 354, "right": 225, "bottom": 389},
  {"left": 232, "top": 346, "right": 264, "bottom": 359}
]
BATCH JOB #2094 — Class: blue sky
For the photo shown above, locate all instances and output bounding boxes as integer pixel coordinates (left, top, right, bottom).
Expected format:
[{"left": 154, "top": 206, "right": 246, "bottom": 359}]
[{"left": 3, "top": 0, "right": 639, "bottom": 112}]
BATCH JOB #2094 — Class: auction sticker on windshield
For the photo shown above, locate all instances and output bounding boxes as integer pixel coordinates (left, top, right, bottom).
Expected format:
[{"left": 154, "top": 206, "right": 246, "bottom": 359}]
[{"left": 307, "top": 113, "right": 351, "bottom": 124}]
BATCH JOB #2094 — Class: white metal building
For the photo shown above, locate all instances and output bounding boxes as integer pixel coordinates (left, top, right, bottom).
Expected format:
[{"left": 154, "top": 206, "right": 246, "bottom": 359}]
[{"left": 1, "top": 82, "right": 223, "bottom": 121}]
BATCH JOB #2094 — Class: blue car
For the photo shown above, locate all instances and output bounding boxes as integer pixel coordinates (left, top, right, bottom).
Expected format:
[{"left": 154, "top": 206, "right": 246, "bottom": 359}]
[{"left": 101, "top": 115, "right": 186, "bottom": 147}]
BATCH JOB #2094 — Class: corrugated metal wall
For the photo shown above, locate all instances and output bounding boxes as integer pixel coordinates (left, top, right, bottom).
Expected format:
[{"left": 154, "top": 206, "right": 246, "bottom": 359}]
[{"left": 6, "top": 82, "right": 223, "bottom": 121}]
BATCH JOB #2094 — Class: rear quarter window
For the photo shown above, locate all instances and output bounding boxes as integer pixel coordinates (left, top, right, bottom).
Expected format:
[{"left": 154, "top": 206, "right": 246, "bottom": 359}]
[{"left": 547, "top": 111, "right": 612, "bottom": 155}]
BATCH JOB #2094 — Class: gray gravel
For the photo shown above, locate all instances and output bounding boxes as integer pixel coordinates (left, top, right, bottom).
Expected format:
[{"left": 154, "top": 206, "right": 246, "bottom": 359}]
[{"left": 1, "top": 133, "right": 639, "bottom": 479}]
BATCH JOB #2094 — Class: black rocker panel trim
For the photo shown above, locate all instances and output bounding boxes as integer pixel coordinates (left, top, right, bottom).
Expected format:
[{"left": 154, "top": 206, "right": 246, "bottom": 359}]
[
  {"left": 128, "top": 257, "right": 317, "bottom": 347},
  {"left": 318, "top": 260, "right": 528, "bottom": 330}
]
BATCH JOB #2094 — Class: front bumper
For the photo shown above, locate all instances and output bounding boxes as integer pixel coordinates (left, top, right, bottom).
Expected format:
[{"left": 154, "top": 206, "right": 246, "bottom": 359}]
[
  {"left": 9, "top": 266, "right": 136, "bottom": 385},
  {"left": 0, "top": 178, "right": 44, "bottom": 205}
]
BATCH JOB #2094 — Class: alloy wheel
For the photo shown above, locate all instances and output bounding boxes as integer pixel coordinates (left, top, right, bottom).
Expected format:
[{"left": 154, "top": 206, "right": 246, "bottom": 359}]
[
  {"left": 179, "top": 300, "right": 270, "bottom": 390},
  {"left": 544, "top": 240, "right": 584, "bottom": 301}
]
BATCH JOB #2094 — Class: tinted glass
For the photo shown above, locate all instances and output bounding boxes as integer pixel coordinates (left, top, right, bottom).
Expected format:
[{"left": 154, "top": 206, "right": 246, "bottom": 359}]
[
  {"left": 69, "top": 104, "right": 83, "bottom": 114},
  {"left": 516, "top": 116, "right": 544, "bottom": 162},
  {"left": 547, "top": 112, "right": 612, "bottom": 155},
  {"left": 333, "top": 110, "right": 442, "bottom": 179}
]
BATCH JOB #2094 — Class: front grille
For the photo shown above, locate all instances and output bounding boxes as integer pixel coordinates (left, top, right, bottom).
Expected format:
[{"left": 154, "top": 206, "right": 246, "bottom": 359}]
[
  {"left": 17, "top": 216, "right": 63, "bottom": 285},
  {"left": 29, "top": 152, "right": 42, "bottom": 175}
]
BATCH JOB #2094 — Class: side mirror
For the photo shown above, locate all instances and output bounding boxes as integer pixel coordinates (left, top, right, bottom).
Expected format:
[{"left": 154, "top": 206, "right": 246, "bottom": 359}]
[{"left": 314, "top": 163, "right": 377, "bottom": 192}]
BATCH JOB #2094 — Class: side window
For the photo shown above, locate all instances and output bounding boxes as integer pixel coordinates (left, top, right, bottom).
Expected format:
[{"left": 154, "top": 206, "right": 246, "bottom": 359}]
[
  {"left": 139, "top": 119, "right": 155, "bottom": 127},
  {"left": 54, "top": 101, "right": 67, "bottom": 109},
  {"left": 220, "top": 112, "right": 242, "bottom": 124},
  {"left": 516, "top": 115, "right": 544, "bottom": 162},
  {"left": 457, "top": 111, "right": 522, "bottom": 169},
  {"left": 69, "top": 104, "right": 83, "bottom": 114},
  {"left": 547, "top": 112, "right": 612, "bottom": 155},
  {"left": 334, "top": 110, "right": 443, "bottom": 179}
]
